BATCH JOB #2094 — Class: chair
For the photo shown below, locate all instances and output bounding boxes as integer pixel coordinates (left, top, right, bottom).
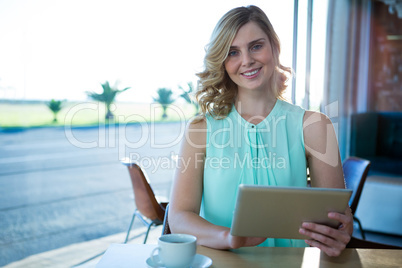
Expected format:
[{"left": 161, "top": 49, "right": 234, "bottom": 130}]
[
  {"left": 347, "top": 236, "right": 402, "bottom": 249},
  {"left": 162, "top": 203, "right": 171, "bottom": 235},
  {"left": 343, "top": 157, "right": 371, "bottom": 240},
  {"left": 121, "top": 159, "right": 168, "bottom": 244}
]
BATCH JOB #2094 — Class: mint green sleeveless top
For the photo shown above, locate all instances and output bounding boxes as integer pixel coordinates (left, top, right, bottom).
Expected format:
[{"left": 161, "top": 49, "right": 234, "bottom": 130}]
[{"left": 201, "top": 99, "right": 308, "bottom": 247}]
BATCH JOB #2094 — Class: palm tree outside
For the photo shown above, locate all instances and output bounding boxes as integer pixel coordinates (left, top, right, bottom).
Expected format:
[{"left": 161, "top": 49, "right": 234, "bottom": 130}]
[
  {"left": 86, "top": 81, "right": 130, "bottom": 120},
  {"left": 179, "top": 81, "right": 199, "bottom": 114},
  {"left": 47, "top": 99, "right": 64, "bottom": 123},
  {"left": 153, "top": 88, "right": 175, "bottom": 119}
]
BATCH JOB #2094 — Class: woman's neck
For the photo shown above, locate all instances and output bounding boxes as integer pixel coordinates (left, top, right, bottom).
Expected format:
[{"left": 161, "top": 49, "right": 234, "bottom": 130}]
[{"left": 234, "top": 89, "right": 277, "bottom": 124}]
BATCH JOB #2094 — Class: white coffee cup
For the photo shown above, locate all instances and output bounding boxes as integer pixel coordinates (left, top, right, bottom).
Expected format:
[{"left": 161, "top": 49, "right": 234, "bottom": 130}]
[{"left": 150, "top": 234, "right": 197, "bottom": 268}]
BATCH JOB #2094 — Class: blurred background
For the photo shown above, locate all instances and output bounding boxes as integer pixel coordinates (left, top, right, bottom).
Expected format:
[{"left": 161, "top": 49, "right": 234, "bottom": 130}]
[{"left": 0, "top": 0, "right": 401, "bottom": 267}]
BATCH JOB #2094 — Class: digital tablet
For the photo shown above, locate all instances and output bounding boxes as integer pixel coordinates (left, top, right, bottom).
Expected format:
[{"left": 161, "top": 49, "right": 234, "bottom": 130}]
[{"left": 230, "top": 185, "right": 352, "bottom": 239}]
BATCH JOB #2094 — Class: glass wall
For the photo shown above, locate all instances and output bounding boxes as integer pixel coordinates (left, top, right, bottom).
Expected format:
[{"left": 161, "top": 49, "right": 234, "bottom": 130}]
[
  {"left": 0, "top": 1, "right": 316, "bottom": 267},
  {"left": 0, "top": 0, "right": 339, "bottom": 266},
  {"left": 0, "top": 0, "right": 295, "bottom": 104},
  {"left": 293, "top": 0, "right": 329, "bottom": 111}
]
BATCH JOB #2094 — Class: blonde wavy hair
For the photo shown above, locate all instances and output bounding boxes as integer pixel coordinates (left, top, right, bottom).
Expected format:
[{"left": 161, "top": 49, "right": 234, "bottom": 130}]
[{"left": 195, "top": 5, "right": 292, "bottom": 119}]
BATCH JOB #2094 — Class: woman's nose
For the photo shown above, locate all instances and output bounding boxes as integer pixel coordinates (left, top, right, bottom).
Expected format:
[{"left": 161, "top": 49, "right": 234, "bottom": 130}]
[{"left": 241, "top": 51, "right": 255, "bottom": 67}]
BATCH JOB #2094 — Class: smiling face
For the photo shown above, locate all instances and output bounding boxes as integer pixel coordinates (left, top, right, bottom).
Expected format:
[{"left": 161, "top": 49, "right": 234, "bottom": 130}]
[{"left": 224, "top": 21, "right": 275, "bottom": 94}]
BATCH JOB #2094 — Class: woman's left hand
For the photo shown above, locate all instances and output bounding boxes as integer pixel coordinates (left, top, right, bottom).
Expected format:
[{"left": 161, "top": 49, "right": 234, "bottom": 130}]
[{"left": 299, "top": 207, "right": 353, "bottom": 257}]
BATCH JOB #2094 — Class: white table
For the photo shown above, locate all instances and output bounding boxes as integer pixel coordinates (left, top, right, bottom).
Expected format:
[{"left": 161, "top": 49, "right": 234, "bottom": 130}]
[{"left": 96, "top": 244, "right": 156, "bottom": 268}]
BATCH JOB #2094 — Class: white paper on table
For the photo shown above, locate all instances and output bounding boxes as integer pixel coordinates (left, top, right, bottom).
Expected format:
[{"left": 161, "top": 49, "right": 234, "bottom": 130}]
[{"left": 96, "top": 244, "right": 157, "bottom": 268}]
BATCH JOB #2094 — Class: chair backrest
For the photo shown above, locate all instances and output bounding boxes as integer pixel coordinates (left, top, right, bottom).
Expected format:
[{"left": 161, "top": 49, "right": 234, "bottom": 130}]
[
  {"left": 162, "top": 203, "right": 171, "bottom": 235},
  {"left": 347, "top": 236, "right": 402, "bottom": 249},
  {"left": 124, "top": 162, "right": 166, "bottom": 222},
  {"left": 342, "top": 157, "right": 371, "bottom": 214}
]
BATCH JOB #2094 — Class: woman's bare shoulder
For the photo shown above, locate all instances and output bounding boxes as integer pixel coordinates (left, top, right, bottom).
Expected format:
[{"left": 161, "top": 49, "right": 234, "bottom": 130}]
[
  {"left": 303, "top": 110, "right": 340, "bottom": 167},
  {"left": 184, "top": 116, "right": 207, "bottom": 150},
  {"left": 188, "top": 115, "right": 207, "bottom": 130},
  {"left": 303, "top": 111, "right": 333, "bottom": 136}
]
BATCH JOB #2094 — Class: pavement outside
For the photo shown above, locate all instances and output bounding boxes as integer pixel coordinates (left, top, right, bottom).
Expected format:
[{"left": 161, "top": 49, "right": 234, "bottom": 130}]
[{"left": 0, "top": 122, "right": 184, "bottom": 267}]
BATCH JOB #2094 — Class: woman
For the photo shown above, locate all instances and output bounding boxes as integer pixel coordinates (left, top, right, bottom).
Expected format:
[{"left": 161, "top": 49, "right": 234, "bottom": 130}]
[{"left": 169, "top": 5, "right": 352, "bottom": 257}]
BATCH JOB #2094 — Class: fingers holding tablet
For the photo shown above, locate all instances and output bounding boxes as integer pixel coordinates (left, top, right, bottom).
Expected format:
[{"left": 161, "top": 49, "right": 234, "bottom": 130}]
[{"left": 299, "top": 210, "right": 352, "bottom": 257}]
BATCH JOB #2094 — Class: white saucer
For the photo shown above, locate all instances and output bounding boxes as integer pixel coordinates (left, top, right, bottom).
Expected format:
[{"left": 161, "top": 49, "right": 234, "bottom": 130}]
[{"left": 146, "top": 254, "right": 212, "bottom": 268}]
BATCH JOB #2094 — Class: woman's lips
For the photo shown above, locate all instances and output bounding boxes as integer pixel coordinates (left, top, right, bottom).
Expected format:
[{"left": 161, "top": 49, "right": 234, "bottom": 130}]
[{"left": 241, "top": 68, "right": 261, "bottom": 79}]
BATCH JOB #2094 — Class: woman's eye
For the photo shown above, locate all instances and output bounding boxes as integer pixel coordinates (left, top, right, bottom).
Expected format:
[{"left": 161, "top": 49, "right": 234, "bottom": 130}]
[
  {"left": 251, "top": 44, "right": 262, "bottom": 51},
  {"left": 228, "top": 50, "right": 238, "bottom": 57}
]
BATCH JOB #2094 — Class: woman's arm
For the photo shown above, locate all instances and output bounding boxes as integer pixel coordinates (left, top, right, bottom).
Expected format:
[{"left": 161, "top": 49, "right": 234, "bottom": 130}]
[
  {"left": 168, "top": 118, "right": 266, "bottom": 249},
  {"left": 300, "top": 111, "right": 353, "bottom": 256}
]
